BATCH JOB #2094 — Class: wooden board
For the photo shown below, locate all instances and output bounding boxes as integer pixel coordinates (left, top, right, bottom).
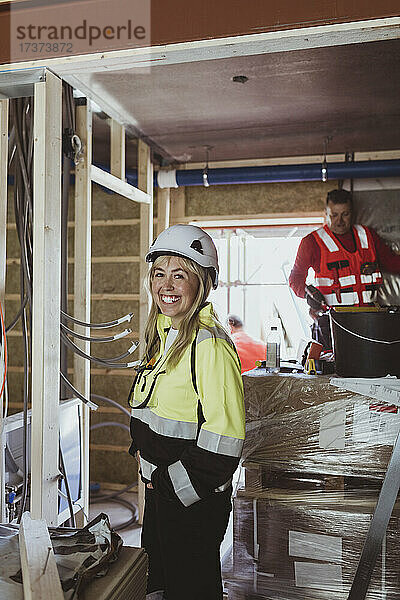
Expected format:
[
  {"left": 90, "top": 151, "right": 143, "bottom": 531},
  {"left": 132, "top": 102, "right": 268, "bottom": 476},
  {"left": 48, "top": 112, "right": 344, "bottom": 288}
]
[{"left": 19, "top": 512, "right": 64, "bottom": 600}]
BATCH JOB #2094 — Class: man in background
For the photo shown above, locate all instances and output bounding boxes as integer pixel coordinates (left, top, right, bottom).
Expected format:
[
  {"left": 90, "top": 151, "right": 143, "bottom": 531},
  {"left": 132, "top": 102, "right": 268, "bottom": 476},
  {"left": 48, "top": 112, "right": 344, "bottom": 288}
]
[
  {"left": 227, "top": 314, "right": 266, "bottom": 374},
  {"left": 289, "top": 188, "right": 400, "bottom": 349}
]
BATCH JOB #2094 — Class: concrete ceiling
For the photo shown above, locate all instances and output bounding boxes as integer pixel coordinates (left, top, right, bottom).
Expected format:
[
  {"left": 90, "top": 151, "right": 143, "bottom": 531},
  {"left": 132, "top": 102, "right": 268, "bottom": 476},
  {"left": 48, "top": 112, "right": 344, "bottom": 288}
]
[{"left": 88, "top": 38, "right": 400, "bottom": 166}]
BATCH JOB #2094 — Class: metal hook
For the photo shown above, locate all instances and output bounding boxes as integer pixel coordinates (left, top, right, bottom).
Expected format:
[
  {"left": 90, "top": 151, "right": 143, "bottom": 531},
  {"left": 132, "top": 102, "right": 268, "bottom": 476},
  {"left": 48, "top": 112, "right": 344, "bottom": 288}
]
[{"left": 71, "top": 134, "right": 83, "bottom": 166}]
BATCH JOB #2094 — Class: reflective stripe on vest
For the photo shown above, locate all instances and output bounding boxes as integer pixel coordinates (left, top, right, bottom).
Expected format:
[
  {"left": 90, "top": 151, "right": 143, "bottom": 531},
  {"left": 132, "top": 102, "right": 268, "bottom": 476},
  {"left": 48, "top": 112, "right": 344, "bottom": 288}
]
[
  {"left": 168, "top": 460, "right": 201, "bottom": 507},
  {"left": 361, "top": 272, "right": 382, "bottom": 284},
  {"left": 323, "top": 291, "right": 360, "bottom": 306},
  {"left": 216, "top": 479, "right": 232, "bottom": 493},
  {"left": 140, "top": 456, "right": 157, "bottom": 481},
  {"left": 339, "top": 275, "right": 356, "bottom": 286},
  {"left": 315, "top": 275, "right": 356, "bottom": 287},
  {"left": 316, "top": 227, "right": 339, "bottom": 252},
  {"left": 314, "top": 276, "right": 334, "bottom": 286},
  {"left": 354, "top": 224, "right": 369, "bottom": 249},
  {"left": 362, "top": 290, "right": 375, "bottom": 303},
  {"left": 312, "top": 224, "right": 382, "bottom": 307},
  {"left": 131, "top": 407, "right": 198, "bottom": 440},
  {"left": 198, "top": 428, "right": 243, "bottom": 458}
]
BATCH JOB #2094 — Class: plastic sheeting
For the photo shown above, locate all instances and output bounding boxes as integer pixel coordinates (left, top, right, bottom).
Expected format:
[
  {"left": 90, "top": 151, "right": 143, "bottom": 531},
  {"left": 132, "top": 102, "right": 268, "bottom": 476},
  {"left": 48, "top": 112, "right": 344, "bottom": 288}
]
[
  {"left": 231, "top": 373, "right": 400, "bottom": 599},
  {"left": 243, "top": 394, "right": 400, "bottom": 483},
  {"left": 0, "top": 513, "right": 122, "bottom": 600},
  {"left": 227, "top": 489, "right": 400, "bottom": 600},
  {"left": 242, "top": 373, "right": 358, "bottom": 423}
]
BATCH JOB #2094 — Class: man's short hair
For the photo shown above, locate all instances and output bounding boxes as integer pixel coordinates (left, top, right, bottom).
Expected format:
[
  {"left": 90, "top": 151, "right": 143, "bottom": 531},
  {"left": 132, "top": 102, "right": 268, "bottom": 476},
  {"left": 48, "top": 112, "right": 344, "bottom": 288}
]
[
  {"left": 227, "top": 314, "right": 243, "bottom": 329},
  {"left": 326, "top": 189, "right": 353, "bottom": 207}
]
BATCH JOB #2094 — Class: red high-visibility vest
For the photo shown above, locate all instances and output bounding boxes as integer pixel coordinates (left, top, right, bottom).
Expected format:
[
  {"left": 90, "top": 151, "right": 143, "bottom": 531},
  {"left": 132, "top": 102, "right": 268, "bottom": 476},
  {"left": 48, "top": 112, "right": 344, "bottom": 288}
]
[{"left": 311, "top": 224, "right": 383, "bottom": 306}]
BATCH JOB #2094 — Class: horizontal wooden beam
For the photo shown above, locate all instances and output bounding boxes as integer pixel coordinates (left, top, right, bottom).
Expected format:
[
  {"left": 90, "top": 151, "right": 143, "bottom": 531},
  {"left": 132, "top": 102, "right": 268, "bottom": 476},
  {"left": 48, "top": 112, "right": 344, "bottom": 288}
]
[
  {"left": 180, "top": 149, "right": 400, "bottom": 170},
  {"left": 7, "top": 218, "right": 154, "bottom": 230},
  {"left": 7, "top": 255, "right": 140, "bottom": 265},
  {"left": 8, "top": 366, "right": 135, "bottom": 376},
  {"left": 90, "top": 443, "right": 128, "bottom": 453},
  {"left": 4, "top": 18, "right": 398, "bottom": 77},
  {"left": 5, "top": 293, "right": 139, "bottom": 301},
  {"left": 91, "top": 165, "right": 150, "bottom": 204},
  {"left": 95, "top": 481, "right": 138, "bottom": 491},
  {"left": 180, "top": 211, "right": 324, "bottom": 224}
]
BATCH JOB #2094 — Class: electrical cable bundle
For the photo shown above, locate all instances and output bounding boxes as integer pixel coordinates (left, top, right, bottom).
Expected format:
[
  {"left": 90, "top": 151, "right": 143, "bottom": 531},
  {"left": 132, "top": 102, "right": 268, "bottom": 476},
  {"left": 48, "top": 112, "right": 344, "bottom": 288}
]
[
  {"left": 7, "top": 85, "right": 139, "bottom": 528},
  {"left": 88, "top": 396, "right": 139, "bottom": 530},
  {"left": 9, "top": 96, "right": 34, "bottom": 520}
]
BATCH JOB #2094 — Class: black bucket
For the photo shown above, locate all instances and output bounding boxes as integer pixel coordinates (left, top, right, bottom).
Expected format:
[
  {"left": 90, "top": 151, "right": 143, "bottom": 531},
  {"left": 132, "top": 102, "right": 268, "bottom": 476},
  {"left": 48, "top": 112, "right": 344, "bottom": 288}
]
[{"left": 330, "top": 309, "right": 400, "bottom": 378}]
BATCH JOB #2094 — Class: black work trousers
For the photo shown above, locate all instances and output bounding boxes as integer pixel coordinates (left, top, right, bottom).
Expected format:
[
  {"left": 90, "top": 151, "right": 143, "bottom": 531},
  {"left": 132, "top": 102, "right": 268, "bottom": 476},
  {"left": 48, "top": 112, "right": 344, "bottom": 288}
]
[{"left": 141, "top": 485, "right": 232, "bottom": 600}]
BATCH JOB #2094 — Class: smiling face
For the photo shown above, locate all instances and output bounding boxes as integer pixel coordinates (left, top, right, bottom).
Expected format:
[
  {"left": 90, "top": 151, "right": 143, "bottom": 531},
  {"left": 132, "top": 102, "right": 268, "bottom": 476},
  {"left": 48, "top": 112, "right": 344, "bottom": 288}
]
[
  {"left": 325, "top": 200, "right": 352, "bottom": 235},
  {"left": 151, "top": 256, "right": 200, "bottom": 328}
]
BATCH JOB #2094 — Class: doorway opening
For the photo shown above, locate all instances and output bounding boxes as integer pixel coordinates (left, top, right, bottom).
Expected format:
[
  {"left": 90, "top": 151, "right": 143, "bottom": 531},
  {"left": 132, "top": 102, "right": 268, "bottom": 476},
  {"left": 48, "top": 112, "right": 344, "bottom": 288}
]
[{"left": 199, "top": 216, "right": 324, "bottom": 359}]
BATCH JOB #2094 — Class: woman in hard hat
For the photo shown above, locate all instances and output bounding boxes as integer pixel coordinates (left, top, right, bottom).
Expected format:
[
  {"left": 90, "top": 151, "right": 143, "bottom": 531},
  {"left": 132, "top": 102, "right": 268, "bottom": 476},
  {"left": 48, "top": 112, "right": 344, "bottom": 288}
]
[{"left": 128, "top": 224, "right": 245, "bottom": 600}]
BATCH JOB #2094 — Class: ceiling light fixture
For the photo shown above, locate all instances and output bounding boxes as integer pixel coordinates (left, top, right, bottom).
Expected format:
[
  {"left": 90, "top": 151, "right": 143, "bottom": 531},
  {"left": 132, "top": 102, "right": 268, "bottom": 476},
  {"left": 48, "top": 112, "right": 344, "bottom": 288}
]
[
  {"left": 321, "top": 136, "right": 332, "bottom": 182},
  {"left": 202, "top": 146, "right": 212, "bottom": 188}
]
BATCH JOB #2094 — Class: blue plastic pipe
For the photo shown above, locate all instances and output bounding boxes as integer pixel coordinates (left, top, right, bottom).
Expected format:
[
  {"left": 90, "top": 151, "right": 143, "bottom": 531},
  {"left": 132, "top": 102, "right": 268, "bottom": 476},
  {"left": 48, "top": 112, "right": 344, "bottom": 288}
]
[
  {"left": 11, "top": 158, "right": 398, "bottom": 189},
  {"left": 123, "top": 159, "right": 400, "bottom": 189}
]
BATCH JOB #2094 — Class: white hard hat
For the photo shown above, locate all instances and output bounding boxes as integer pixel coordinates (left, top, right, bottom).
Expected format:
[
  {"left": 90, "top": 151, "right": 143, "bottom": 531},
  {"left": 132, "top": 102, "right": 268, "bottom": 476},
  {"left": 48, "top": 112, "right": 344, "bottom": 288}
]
[{"left": 146, "top": 224, "right": 219, "bottom": 288}]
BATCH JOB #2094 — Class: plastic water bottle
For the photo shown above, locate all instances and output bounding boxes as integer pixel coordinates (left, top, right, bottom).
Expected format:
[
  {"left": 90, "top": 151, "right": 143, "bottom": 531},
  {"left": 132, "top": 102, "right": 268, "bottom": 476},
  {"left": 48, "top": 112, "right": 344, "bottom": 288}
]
[{"left": 266, "top": 326, "right": 280, "bottom": 373}]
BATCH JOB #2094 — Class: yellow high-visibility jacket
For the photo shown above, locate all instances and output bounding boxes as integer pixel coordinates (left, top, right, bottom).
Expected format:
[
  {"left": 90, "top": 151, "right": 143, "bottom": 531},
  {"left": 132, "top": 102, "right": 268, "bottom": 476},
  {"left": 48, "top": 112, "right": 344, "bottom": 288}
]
[{"left": 128, "top": 303, "right": 245, "bottom": 507}]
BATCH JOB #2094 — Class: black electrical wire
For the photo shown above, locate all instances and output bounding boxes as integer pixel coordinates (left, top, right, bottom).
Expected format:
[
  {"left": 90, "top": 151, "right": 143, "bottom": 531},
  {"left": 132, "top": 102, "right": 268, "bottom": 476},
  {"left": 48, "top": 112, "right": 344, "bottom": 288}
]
[
  {"left": 88, "top": 419, "right": 139, "bottom": 530},
  {"left": 90, "top": 481, "right": 137, "bottom": 501},
  {"left": 61, "top": 331, "right": 138, "bottom": 368},
  {"left": 90, "top": 393, "right": 131, "bottom": 417},
  {"left": 60, "top": 373, "right": 98, "bottom": 410},
  {"left": 60, "top": 153, "right": 71, "bottom": 400},
  {"left": 5, "top": 295, "right": 28, "bottom": 333},
  {"left": 90, "top": 422, "right": 130, "bottom": 433},
  {"left": 17, "top": 303, "right": 30, "bottom": 521},
  {"left": 11, "top": 97, "right": 35, "bottom": 523},
  {"left": 89, "top": 495, "right": 138, "bottom": 531},
  {"left": 59, "top": 442, "right": 76, "bottom": 527},
  {"left": 61, "top": 309, "right": 134, "bottom": 329},
  {"left": 60, "top": 321, "right": 133, "bottom": 343}
]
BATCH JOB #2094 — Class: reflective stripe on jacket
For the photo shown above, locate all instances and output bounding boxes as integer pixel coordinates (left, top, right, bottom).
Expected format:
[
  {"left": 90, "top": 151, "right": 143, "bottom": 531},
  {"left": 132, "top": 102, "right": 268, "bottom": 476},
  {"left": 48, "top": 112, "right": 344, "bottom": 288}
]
[
  {"left": 312, "top": 224, "right": 383, "bottom": 306},
  {"left": 128, "top": 303, "right": 245, "bottom": 507}
]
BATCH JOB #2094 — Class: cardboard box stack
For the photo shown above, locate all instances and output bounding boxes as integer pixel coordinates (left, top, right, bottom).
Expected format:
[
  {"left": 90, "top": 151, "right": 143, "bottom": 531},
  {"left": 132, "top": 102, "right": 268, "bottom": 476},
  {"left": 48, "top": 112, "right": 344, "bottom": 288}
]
[{"left": 226, "top": 373, "right": 400, "bottom": 600}]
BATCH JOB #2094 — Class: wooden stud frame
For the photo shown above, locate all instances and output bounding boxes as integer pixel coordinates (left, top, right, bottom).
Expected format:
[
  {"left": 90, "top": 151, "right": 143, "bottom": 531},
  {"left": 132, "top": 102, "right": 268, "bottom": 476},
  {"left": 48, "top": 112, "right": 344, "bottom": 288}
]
[
  {"left": 31, "top": 70, "right": 62, "bottom": 525},
  {"left": 170, "top": 187, "right": 185, "bottom": 225},
  {"left": 91, "top": 165, "right": 150, "bottom": 204},
  {"left": 138, "top": 139, "right": 153, "bottom": 346},
  {"left": 74, "top": 100, "right": 93, "bottom": 525},
  {"left": 110, "top": 119, "right": 126, "bottom": 180},
  {"left": 0, "top": 98, "right": 8, "bottom": 522},
  {"left": 137, "top": 139, "right": 153, "bottom": 524}
]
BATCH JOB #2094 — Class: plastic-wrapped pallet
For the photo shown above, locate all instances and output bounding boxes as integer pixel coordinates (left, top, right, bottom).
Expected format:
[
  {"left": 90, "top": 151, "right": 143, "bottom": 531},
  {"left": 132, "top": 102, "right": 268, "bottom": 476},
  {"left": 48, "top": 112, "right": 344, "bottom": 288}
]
[
  {"left": 228, "top": 487, "right": 400, "bottom": 600},
  {"left": 242, "top": 373, "right": 359, "bottom": 422},
  {"left": 243, "top": 395, "right": 400, "bottom": 485}
]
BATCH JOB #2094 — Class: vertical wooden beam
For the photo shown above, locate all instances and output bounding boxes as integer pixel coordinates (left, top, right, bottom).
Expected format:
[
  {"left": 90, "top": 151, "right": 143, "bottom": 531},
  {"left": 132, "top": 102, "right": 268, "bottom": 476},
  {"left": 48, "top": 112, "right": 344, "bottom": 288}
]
[
  {"left": 0, "top": 99, "right": 8, "bottom": 522},
  {"left": 110, "top": 119, "right": 125, "bottom": 180},
  {"left": 138, "top": 139, "right": 153, "bottom": 346},
  {"left": 137, "top": 139, "right": 153, "bottom": 524},
  {"left": 31, "top": 70, "right": 62, "bottom": 525},
  {"left": 19, "top": 512, "right": 64, "bottom": 600},
  {"left": 169, "top": 186, "right": 185, "bottom": 224},
  {"left": 157, "top": 187, "right": 170, "bottom": 235},
  {"left": 74, "top": 100, "right": 92, "bottom": 525}
]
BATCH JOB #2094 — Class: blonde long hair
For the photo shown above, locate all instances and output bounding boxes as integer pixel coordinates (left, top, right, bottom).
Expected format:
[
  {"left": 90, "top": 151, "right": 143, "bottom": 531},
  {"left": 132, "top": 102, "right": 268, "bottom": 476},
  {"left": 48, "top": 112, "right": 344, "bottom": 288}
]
[{"left": 143, "top": 255, "right": 223, "bottom": 370}]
